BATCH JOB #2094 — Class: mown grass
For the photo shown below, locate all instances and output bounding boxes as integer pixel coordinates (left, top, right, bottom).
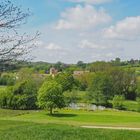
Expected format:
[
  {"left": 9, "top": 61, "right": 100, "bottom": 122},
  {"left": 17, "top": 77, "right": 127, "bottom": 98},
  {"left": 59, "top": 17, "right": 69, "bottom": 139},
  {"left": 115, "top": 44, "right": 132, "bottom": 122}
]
[
  {"left": 0, "top": 109, "right": 32, "bottom": 118},
  {"left": 1, "top": 109, "right": 140, "bottom": 127},
  {"left": 0, "top": 120, "right": 140, "bottom": 140},
  {"left": 0, "top": 109, "right": 140, "bottom": 139}
]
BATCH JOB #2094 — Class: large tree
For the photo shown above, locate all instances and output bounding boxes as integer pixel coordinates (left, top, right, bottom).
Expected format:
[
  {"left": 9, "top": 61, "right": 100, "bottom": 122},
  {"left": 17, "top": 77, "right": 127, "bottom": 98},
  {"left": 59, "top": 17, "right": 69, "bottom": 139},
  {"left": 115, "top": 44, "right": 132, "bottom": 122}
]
[
  {"left": 38, "top": 81, "right": 65, "bottom": 115},
  {"left": 88, "top": 72, "right": 113, "bottom": 106},
  {"left": 0, "top": 0, "right": 39, "bottom": 71},
  {"left": 109, "top": 68, "right": 137, "bottom": 99},
  {"left": 55, "top": 73, "right": 75, "bottom": 92}
]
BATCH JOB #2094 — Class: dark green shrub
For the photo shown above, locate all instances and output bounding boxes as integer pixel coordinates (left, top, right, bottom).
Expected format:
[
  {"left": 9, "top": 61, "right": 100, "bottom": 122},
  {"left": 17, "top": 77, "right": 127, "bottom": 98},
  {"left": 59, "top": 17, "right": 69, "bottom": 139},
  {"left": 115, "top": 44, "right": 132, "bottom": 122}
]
[{"left": 112, "top": 95, "right": 125, "bottom": 110}]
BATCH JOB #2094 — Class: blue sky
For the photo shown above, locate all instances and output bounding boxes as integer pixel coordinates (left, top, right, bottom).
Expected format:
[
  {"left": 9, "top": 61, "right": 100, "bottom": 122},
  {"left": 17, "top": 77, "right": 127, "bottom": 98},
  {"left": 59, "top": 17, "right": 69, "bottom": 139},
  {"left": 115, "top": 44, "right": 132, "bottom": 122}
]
[{"left": 11, "top": 0, "right": 140, "bottom": 63}]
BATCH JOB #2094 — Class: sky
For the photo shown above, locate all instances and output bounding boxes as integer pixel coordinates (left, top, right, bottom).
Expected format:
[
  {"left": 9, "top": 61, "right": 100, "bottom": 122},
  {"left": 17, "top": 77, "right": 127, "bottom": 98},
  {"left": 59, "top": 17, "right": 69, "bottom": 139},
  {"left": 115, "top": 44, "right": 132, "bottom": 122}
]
[{"left": 12, "top": 0, "right": 140, "bottom": 63}]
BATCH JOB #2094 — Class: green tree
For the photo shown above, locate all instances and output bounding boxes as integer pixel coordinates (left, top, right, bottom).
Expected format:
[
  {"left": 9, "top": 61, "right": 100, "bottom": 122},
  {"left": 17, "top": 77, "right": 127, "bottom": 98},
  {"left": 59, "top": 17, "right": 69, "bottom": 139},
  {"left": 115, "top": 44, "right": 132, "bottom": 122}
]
[
  {"left": 37, "top": 81, "right": 65, "bottom": 115},
  {"left": 88, "top": 73, "right": 113, "bottom": 106},
  {"left": 77, "top": 61, "right": 86, "bottom": 69},
  {"left": 111, "top": 58, "right": 121, "bottom": 66},
  {"left": 10, "top": 79, "right": 38, "bottom": 109},
  {"left": 55, "top": 73, "right": 75, "bottom": 92},
  {"left": 74, "top": 73, "right": 95, "bottom": 91},
  {"left": 88, "top": 62, "right": 112, "bottom": 73},
  {"left": 109, "top": 68, "right": 136, "bottom": 99}
]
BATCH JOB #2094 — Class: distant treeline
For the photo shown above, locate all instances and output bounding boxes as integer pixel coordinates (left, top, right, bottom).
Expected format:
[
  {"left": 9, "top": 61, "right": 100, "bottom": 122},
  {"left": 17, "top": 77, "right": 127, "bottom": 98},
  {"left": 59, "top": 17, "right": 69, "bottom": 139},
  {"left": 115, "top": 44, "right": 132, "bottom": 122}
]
[{"left": 1, "top": 58, "right": 140, "bottom": 73}]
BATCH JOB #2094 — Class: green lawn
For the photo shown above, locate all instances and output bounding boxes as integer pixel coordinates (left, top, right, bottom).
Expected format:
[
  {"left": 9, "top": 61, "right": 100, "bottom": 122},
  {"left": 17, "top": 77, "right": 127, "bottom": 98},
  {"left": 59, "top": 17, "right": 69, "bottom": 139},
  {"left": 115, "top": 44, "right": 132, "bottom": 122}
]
[
  {"left": 0, "top": 120, "right": 140, "bottom": 140},
  {"left": 0, "top": 109, "right": 140, "bottom": 139},
  {"left": 1, "top": 109, "right": 140, "bottom": 127}
]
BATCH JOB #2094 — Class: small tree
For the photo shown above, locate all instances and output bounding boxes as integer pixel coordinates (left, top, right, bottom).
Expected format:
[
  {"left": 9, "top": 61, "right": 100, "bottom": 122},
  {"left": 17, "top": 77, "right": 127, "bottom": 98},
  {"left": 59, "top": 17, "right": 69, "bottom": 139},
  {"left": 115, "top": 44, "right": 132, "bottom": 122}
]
[
  {"left": 112, "top": 95, "right": 125, "bottom": 110},
  {"left": 37, "top": 81, "right": 65, "bottom": 115}
]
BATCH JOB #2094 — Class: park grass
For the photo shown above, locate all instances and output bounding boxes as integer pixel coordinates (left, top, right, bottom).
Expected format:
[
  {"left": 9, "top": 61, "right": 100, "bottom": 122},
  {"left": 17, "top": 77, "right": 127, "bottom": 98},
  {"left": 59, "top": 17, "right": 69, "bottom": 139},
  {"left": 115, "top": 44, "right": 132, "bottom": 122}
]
[
  {"left": 0, "top": 109, "right": 33, "bottom": 118},
  {"left": 1, "top": 109, "right": 140, "bottom": 127},
  {"left": 0, "top": 120, "right": 140, "bottom": 140},
  {"left": 0, "top": 109, "right": 140, "bottom": 139}
]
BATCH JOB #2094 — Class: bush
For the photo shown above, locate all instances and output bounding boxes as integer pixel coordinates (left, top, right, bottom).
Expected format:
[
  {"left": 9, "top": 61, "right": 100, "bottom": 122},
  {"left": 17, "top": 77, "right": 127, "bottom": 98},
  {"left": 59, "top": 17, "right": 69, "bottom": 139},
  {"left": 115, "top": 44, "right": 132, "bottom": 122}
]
[
  {"left": 11, "top": 80, "right": 38, "bottom": 110},
  {"left": 0, "top": 87, "right": 13, "bottom": 109},
  {"left": 0, "top": 80, "right": 38, "bottom": 110},
  {"left": 112, "top": 95, "right": 125, "bottom": 110},
  {"left": 0, "top": 74, "right": 15, "bottom": 86}
]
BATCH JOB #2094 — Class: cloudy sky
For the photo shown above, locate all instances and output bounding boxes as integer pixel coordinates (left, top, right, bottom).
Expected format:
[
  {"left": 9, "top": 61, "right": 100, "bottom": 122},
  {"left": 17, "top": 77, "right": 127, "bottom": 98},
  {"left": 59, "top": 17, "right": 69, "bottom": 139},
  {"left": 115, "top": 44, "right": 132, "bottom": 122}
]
[{"left": 12, "top": 0, "right": 140, "bottom": 63}]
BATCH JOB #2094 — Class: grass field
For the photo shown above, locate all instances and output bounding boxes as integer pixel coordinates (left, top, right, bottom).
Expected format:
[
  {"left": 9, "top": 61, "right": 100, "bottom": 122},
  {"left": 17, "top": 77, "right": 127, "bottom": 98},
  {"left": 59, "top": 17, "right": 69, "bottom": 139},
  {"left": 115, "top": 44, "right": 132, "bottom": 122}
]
[
  {"left": 2, "top": 109, "right": 140, "bottom": 127},
  {"left": 0, "top": 109, "right": 140, "bottom": 139},
  {"left": 0, "top": 120, "right": 140, "bottom": 140}
]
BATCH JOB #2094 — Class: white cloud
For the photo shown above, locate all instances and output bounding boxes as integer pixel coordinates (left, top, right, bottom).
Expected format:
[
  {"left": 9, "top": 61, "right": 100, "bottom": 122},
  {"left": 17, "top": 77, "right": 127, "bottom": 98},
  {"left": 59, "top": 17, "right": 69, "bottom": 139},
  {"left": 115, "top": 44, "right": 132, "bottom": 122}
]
[
  {"left": 66, "top": 0, "right": 111, "bottom": 4},
  {"left": 103, "top": 16, "right": 140, "bottom": 40},
  {"left": 105, "top": 52, "right": 113, "bottom": 57},
  {"left": 45, "top": 43, "right": 62, "bottom": 50},
  {"left": 79, "top": 40, "right": 106, "bottom": 49},
  {"left": 55, "top": 5, "right": 111, "bottom": 30}
]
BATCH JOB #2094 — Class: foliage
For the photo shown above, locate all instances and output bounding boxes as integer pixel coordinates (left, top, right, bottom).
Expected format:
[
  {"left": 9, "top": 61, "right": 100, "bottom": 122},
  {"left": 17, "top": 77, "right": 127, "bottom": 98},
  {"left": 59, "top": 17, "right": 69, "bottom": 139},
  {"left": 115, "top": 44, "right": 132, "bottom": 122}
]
[
  {"left": 74, "top": 73, "right": 95, "bottom": 91},
  {"left": 0, "top": 73, "right": 15, "bottom": 86},
  {"left": 38, "top": 80, "right": 65, "bottom": 114},
  {"left": 0, "top": 79, "right": 38, "bottom": 110},
  {"left": 88, "top": 73, "right": 113, "bottom": 106},
  {"left": 64, "top": 90, "right": 79, "bottom": 105},
  {"left": 88, "top": 62, "right": 113, "bottom": 73},
  {"left": 55, "top": 73, "right": 75, "bottom": 92},
  {"left": 109, "top": 68, "right": 137, "bottom": 99},
  {"left": 0, "top": 87, "right": 12, "bottom": 109},
  {"left": 0, "top": 69, "right": 40, "bottom": 110},
  {"left": 112, "top": 95, "right": 125, "bottom": 110},
  {"left": 11, "top": 80, "right": 38, "bottom": 109}
]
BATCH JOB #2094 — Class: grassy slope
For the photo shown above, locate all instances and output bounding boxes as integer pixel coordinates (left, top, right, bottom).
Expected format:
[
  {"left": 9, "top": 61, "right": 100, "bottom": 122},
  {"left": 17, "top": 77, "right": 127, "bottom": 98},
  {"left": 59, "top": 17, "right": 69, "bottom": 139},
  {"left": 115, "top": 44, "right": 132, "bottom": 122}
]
[
  {"left": 0, "top": 109, "right": 140, "bottom": 139},
  {"left": 1, "top": 109, "right": 140, "bottom": 127},
  {"left": 0, "top": 120, "right": 140, "bottom": 140}
]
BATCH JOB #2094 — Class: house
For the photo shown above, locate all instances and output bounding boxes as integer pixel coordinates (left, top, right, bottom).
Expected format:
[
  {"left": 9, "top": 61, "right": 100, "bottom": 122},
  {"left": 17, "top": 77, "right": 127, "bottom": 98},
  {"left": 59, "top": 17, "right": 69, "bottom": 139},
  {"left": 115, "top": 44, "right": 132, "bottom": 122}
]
[{"left": 50, "top": 67, "right": 58, "bottom": 77}]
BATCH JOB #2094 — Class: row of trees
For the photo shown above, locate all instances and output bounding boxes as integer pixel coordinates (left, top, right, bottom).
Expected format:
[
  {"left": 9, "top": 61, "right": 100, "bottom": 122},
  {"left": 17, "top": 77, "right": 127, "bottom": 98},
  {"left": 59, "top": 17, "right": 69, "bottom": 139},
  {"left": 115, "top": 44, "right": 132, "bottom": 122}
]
[
  {"left": 0, "top": 65, "right": 140, "bottom": 113},
  {"left": 0, "top": 69, "right": 75, "bottom": 114},
  {"left": 87, "top": 68, "right": 137, "bottom": 107}
]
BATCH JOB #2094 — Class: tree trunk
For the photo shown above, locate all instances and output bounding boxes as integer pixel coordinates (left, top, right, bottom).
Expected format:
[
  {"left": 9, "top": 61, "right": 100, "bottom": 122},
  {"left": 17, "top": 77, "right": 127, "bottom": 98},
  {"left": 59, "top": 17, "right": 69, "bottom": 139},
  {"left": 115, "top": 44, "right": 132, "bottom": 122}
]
[{"left": 50, "top": 107, "right": 53, "bottom": 115}]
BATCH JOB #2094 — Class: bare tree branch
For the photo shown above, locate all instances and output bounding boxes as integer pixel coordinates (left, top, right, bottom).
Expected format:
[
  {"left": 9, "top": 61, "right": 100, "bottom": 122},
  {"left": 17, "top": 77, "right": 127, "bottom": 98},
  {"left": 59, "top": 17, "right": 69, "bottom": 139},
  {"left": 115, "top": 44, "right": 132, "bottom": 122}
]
[{"left": 0, "top": 0, "right": 40, "bottom": 71}]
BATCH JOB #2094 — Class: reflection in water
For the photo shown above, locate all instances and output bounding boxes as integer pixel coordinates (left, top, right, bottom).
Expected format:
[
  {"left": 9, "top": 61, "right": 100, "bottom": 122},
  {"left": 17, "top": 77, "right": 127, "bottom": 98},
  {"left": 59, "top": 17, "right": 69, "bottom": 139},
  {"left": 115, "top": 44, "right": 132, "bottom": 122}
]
[{"left": 69, "top": 103, "right": 105, "bottom": 111}]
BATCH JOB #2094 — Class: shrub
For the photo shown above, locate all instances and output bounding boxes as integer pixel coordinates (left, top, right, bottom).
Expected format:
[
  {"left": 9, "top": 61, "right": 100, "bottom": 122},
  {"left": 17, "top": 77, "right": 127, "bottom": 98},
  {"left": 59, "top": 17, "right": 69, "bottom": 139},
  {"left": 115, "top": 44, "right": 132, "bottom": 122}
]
[
  {"left": 112, "top": 95, "right": 125, "bottom": 110},
  {"left": 0, "top": 80, "right": 38, "bottom": 110},
  {"left": 0, "top": 87, "right": 13, "bottom": 109},
  {"left": 0, "top": 74, "right": 15, "bottom": 86}
]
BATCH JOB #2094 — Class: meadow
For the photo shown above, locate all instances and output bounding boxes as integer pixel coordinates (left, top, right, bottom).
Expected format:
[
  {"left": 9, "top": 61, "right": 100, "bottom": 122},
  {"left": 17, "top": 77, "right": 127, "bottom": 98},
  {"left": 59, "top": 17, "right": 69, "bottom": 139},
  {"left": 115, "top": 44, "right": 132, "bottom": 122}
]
[{"left": 0, "top": 109, "right": 140, "bottom": 140}]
